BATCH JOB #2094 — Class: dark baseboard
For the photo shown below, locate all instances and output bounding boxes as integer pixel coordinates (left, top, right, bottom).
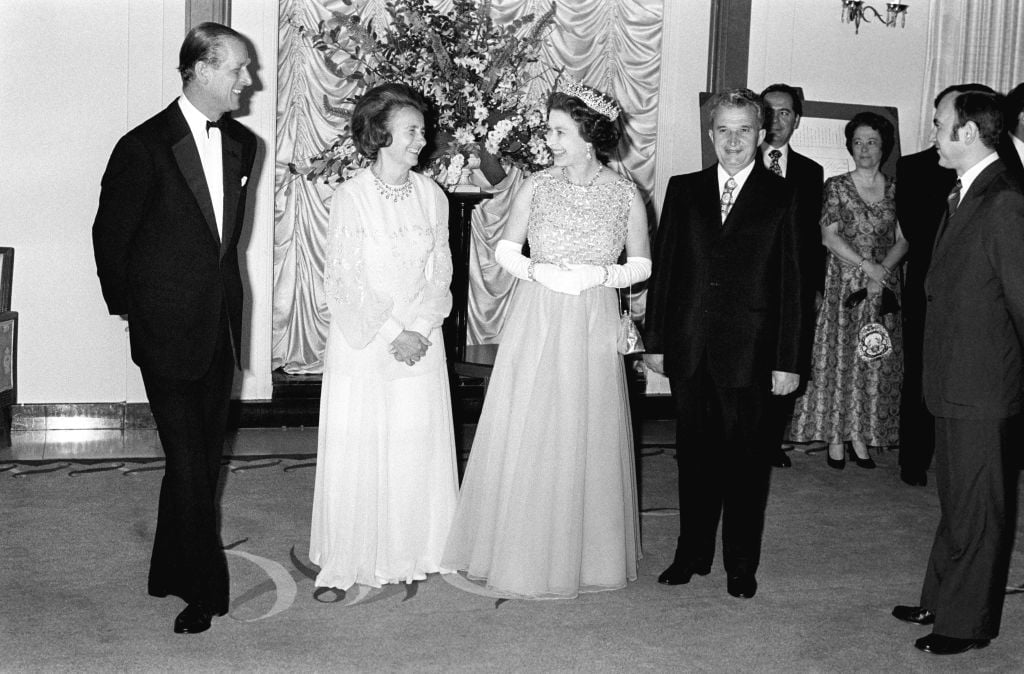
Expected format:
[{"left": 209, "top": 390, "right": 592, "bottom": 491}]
[{"left": 9, "top": 367, "right": 671, "bottom": 432}]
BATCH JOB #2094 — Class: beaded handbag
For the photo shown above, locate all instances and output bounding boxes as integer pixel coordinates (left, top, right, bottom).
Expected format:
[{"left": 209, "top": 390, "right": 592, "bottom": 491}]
[{"left": 616, "top": 287, "right": 645, "bottom": 355}]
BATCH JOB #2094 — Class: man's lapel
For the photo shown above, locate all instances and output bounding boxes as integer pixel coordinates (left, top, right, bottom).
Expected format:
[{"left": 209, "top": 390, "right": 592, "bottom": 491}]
[
  {"left": 220, "top": 129, "right": 243, "bottom": 256},
  {"left": 723, "top": 162, "right": 766, "bottom": 229},
  {"left": 167, "top": 102, "right": 220, "bottom": 248},
  {"left": 931, "top": 160, "right": 1005, "bottom": 265}
]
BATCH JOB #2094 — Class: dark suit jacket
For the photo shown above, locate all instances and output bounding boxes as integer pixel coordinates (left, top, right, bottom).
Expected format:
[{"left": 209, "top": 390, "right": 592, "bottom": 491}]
[
  {"left": 895, "top": 147, "right": 957, "bottom": 325},
  {"left": 999, "top": 133, "right": 1024, "bottom": 185},
  {"left": 765, "top": 147, "right": 825, "bottom": 295},
  {"left": 923, "top": 158, "right": 1024, "bottom": 419},
  {"left": 646, "top": 162, "right": 804, "bottom": 388},
  {"left": 93, "top": 100, "right": 257, "bottom": 381}
]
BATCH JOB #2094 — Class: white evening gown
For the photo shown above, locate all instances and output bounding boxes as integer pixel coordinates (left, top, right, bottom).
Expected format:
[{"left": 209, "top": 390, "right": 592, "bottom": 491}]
[
  {"left": 443, "top": 169, "right": 641, "bottom": 599},
  {"left": 309, "top": 169, "right": 458, "bottom": 590}
]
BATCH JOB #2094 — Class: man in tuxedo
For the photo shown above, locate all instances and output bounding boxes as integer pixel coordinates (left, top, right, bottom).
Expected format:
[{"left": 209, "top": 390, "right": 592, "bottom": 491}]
[
  {"left": 892, "top": 90, "right": 1024, "bottom": 655},
  {"left": 896, "top": 83, "right": 995, "bottom": 487},
  {"left": 758, "top": 83, "right": 824, "bottom": 468},
  {"left": 645, "top": 89, "right": 804, "bottom": 599},
  {"left": 92, "top": 22, "right": 257, "bottom": 634}
]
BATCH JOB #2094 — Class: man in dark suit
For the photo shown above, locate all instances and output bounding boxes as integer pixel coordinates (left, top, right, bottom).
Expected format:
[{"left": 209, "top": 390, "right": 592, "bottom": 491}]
[
  {"left": 645, "top": 89, "right": 804, "bottom": 600},
  {"left": 892, "top": 91, "right": 1024, "bottom": 656},
  {"left": 1001, "top": 82, "right": 1024, "bottom": 181},
  {"left": 758, "top": 83, "right": 824, "bottom": 468},
  {"left": 92, "top": 22, "right": 257, "bottom": 635},
  {"left": 896, "top": 84, "right": 996, "bottom": 487}
]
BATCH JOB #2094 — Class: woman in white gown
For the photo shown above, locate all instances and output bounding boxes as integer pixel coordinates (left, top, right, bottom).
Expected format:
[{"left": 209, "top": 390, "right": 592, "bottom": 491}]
[
  {"left": 309, "top": 83, "right": 458, "bottom": 591},
  {"left": 442, "top": 80, "right": 652, "bottom": 599}
]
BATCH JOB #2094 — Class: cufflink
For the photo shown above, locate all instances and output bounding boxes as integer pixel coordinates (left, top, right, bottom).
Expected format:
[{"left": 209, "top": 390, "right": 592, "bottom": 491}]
[{"left": 241, "top": 176, "right": 248, "bottom": 187}]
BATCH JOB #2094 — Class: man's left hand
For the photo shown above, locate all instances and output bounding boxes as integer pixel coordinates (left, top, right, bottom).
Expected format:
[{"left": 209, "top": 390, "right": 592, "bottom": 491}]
[{"left": 770, "top": 371, "right": 800, "bottom": 396}]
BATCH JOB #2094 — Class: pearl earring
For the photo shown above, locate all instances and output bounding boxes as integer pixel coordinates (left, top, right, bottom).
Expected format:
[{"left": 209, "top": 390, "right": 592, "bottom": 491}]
[{"left": 586, "top": 145, "right": 593, "bottom": 161}]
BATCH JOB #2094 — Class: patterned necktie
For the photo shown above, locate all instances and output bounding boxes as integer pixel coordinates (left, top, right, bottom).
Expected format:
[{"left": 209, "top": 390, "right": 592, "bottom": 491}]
[
  {"left": 947, "top": 178, "right": 962, "bottom": 217},
  {"left": 768, "top": 149, "right": 783, "bottom": 176},
  {"left": 720, "top": 177, "right": 737, "bottom": 222}
]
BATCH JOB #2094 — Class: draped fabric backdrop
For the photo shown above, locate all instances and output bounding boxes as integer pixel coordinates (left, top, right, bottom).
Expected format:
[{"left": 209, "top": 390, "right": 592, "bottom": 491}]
[
  {"left": 273, "top": 0, "right": 663, "bottom": 373},
  {"left": 919, "top": 1, "right": 1024, "bottom": 147}
]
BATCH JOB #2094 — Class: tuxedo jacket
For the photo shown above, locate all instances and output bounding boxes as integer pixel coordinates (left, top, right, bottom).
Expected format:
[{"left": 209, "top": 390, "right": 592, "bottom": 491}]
[
  {"left": 646, "top": 162, "right": 804, "bottom": 388},
  {"left": 764, "top": 147, "right": 825, "bottom": 294},
  {"left": 923, "top": 159, "right": 1024, "bottom": 419},
  {"left": 93, "top": 100, "right": 257, "bottom": 381}
]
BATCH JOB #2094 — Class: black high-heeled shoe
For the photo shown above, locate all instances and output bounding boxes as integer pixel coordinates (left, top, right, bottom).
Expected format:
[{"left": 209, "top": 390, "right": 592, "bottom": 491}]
[
  {"left": 847, "top": 441, "right": 876, "bottom": 469},
  {"left": 826, "top": 445, "right": 846, "bottom": 470}
]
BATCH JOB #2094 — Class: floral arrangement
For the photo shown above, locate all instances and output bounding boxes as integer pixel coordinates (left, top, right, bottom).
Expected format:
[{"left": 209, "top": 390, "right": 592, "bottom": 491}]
[{"left": 289, "top": 0, "right": 557, "bottom": 187}]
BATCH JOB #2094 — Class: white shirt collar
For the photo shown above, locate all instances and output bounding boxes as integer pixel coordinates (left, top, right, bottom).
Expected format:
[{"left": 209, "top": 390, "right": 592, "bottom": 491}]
[
  {"left": 178, "top": 95, "right": 219, "bottom": 141},
  {"left": 957, "top": 151, "right": 999, "bottom": 204},
  {"left": 718, "top": 160, "right": 756, "bottom": 197}
]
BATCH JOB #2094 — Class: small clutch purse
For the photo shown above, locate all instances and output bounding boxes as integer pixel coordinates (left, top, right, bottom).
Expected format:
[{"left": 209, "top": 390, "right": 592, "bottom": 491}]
[{"left": 617, "top": 284, "right": 645, "bottom": 355}]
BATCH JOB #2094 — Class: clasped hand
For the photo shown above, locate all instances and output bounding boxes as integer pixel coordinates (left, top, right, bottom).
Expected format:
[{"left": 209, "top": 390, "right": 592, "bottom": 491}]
[
  {"left": 390, "top": 330, "right": 430, "bottom": 366},
  {"left": 533, "top": 262, "right": 605, "bottom": 295}
]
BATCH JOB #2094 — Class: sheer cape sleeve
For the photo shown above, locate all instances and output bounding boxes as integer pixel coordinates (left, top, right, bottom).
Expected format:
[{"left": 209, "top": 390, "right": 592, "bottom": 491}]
[
  {"left": 408, "top": 180, "right": 453, "bottom": 336},
  {"left": 323, "top": 181, "right": 403, "bottom": 349}
]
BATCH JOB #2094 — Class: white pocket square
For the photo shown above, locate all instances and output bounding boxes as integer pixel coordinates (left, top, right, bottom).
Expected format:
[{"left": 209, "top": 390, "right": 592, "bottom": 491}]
[{"left": 241, "top": 176, "right": 248, "bottom": 187}]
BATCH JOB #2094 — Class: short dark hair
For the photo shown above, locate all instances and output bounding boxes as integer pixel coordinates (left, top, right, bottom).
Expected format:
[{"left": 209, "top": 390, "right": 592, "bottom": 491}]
[
  {"left": 951, "top": 91, "right": 1004, "bottom": 150},
  {"left": 844, "top": 111, "right": 896, "bottom": 164},
  {"left": 1003, "top": 82, "right": 1024, "bottom": 133},
  {"left": 706, "top": 88, "right": 764, "bottom": 130},
  {"left": 178, "top": 22, "right": 244, "bottom": 85},
  {"left": 932, "top": 82, "right": 995, "bottom": 109},
  {"left": 350, "top": 83, "right": 429, "bottom": 161},
  {"left": 546, "top": 90, "right": 622, "bottom": 162},
  {"left": 760, "top": 83, "right": 804, "bottom": 117}
]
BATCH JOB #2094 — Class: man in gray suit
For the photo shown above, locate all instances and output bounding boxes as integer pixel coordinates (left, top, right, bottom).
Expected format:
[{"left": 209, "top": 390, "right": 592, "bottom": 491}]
[{"left": 892, "top": 91, "right": 1024, "bottom": 655}]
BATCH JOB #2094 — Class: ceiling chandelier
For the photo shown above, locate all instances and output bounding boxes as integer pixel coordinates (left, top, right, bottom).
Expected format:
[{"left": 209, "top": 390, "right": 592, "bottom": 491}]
[{"left": 841, "top": 1, "right": 909, "bottom": 34}]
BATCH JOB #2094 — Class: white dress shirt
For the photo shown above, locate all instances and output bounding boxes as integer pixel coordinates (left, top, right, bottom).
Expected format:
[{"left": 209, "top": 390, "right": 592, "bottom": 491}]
[
  {"left": 178, "top": 95, "right": 224, "bottom": 240},
  {"left": 957, "top": 151, "right": 999, "bottom": 206}
]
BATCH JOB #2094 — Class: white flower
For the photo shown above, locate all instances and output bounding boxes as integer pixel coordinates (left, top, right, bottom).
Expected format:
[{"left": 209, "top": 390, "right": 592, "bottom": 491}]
[{"left": 453, "top": 126, "right": 476, "bottom": 146}]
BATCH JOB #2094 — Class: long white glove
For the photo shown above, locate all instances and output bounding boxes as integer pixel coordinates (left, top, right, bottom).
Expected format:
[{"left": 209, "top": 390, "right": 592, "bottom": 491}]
[
  {"left": 603, "top": 257, "right": 652, "bottom": 288},
  {"left": 494, "top": 239, "right": 532, "bottom": 280},
  {"left": 495, "top": 239, "right": 580, "bottom": 295}
]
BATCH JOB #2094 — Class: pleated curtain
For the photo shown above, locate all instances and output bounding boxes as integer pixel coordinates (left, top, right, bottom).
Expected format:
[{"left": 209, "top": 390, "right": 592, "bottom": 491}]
[{"left": 272, "top": 0, "right": 663, "bottom": 373}]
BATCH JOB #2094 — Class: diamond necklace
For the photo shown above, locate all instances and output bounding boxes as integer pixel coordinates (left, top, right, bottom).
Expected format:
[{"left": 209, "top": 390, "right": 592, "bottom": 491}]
[
  {"left": 371, "top": 166, "right": 414, "bottom": 202},
  {"left": 562, "top": 165, "right": 604, "bottom": 188}
]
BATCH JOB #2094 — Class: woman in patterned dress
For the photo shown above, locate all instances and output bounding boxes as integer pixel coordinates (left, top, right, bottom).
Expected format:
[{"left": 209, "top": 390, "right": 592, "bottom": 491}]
[
  {"left": 309, "top": 83, "right": 458, "bottom": 592},
  {"left": 790, "top": 111, "right": 908, "bottom": 469},
  {"left": 442, "top": 82, "right": 651, "bottom": 598}
]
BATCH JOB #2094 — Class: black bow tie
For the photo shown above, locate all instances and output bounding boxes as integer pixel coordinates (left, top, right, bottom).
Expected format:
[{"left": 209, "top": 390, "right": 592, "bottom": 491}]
[{"left": 205, "top": 119, "right": 222, "bottom": 136}]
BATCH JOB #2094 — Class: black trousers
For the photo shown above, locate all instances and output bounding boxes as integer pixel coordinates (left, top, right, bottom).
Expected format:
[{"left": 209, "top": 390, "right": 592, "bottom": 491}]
[
  {"left": 669, "top": 366, "right": 771, "bottom": 577},
  {"left": 141, "top": 315, "right": 234, "bottom": 613},
  {"left": 898, "top": 312, "right": 934, "bottom": 473},
  {"left": 920, "top": 415, "right": 1018, "bottom": 639}
]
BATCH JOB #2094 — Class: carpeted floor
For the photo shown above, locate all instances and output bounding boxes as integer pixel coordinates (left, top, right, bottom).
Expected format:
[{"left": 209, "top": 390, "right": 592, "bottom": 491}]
[{"left": 3, "top": 447, "right": 1024, "bottom": 673}]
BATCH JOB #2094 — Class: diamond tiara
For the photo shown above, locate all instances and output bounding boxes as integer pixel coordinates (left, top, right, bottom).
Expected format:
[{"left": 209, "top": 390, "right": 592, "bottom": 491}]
[{"left": 555, "top": 77, "right": 620, "bottom": 121}]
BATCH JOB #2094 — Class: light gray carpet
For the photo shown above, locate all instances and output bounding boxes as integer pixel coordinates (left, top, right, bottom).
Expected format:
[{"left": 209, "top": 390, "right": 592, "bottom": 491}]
[{"left": 3, "top": 448, "right": 1024, "bottom": 673}]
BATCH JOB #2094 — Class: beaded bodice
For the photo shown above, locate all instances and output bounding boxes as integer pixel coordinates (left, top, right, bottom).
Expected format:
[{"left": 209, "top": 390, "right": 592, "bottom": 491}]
[{"left": 527, "top": 169, "right": 635, "bottom": 266}]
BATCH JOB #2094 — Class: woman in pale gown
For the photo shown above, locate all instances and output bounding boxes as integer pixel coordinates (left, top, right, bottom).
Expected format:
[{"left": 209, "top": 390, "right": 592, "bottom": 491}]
[
  {"left": 442, "top": 81, "right": 651, "bottom": 599},
  {"left": 309, "top": 83, "right": 458, "bottom": 591}
]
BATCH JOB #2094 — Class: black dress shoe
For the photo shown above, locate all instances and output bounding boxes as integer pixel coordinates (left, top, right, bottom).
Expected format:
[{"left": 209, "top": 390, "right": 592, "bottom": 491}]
[
  {"left": 726, "top": 574, "right": 757, "bottom": 599},
  {"left": 900, "top": 468, "right": 927, "bottom": 486},
  {"left": 174, "top": 603, "right": 216, "bottom": 634},
  {"left": 914, "top": 633, "right": 989, "bottom": 655},
  {"left": 826, "top": 455, "right": 846, "bottom": 470},
  {"left": 770, "top": 451, "right": 792, "bottom": 468},
  {"left": 892, "top": 605, "right": 936, "bottom": 625},
  {"left": 658, "top": 561, "right": 711, "bottom": 585}
]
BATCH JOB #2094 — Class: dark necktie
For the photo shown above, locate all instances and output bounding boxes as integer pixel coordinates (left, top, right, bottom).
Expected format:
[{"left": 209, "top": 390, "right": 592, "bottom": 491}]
[
  {"left": 768, "top": 149, "right": 783, "bottom": 176},
  {"left": 205, "top": 119, "right": 222, "bottom": 137},
  {"left": 720, "top": 177, "right": 737, "bottom": 222},
  {"left": 946, "top": 178, "right": 962, "bottom": 217}
]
